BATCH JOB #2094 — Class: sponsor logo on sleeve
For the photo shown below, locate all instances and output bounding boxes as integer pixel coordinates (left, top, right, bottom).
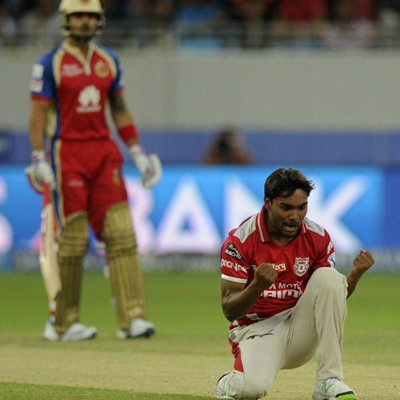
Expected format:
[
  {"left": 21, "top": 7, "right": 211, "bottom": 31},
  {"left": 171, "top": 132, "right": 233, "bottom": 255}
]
[
  {"left": 30, "top": 80, "right": 43, "bottom": 93},
  {"left": 221, "top": 259, "right": 246, "bottom": 273},
  {"left": 30, "top": 64, "right": 44, "bottom": 93},
  {"left": 293, "top": 257, "right": 310, "bottom": 277},
  {"left": 328, "top": 252, "right": 336, "bottom": 269},
  {"left": 224, "top": 242, "right": 243, "bottom": 260},
  {"left": 32, "top": 64, "right": 44, "bottom": 79}
]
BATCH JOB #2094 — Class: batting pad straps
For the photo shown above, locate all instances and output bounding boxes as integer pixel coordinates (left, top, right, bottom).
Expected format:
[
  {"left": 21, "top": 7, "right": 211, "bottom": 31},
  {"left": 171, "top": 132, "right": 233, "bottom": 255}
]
[
  {"left": 55, "top": 212, "right": 89, "bottom": 334},
  {"left": 103, "top": 203, "right": 147, "bottom": 330}
]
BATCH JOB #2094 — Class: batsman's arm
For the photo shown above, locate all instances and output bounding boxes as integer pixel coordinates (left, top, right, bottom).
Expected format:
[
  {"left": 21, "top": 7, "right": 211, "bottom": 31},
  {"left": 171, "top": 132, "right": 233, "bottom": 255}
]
[
  {"left": 29, "top": 98, "right": 52, "bottom": 151},
  {"left": 221, "top": 262, "right": 278, "bottom": 321},
  {"left": 109, "top": 93, "right": 140, "bottom": 148}
]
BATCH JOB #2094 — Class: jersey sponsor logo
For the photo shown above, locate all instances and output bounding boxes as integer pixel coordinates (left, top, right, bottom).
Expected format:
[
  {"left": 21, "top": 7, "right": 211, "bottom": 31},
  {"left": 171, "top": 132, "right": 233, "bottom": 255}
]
[
  {"left": 221, "top": 259, "right": 246, "bottom": 273},
  {"left": 66, "top": 179, "right": 84, "bottom": 187},
  {"left": 262, "top": 281, "right": 304, "bottom": 299},
  {"left": 253, "top": 263, "right": 286, "bottom": 272},
  {"left": 328, "top": 252, "right": 336, "bottom": 269},
  {"left": 224, "top": 242, "right": 243, "bottom": 260},
  {"left": 293, "top": 257, "right": 310, "bottom": 277},
  {"left": 94, "top": 60, "right": 110, "bottom": 78},
  {"left": 62, "top": 64, "right": 84, "bottom": 77},
  {"left": 32, "top": 64, "right": 44, "bottom": 79},
  {"left": 273, "top": 263, "right": 286, "bottom": 272},
  {"left": 77, "top": 85, "right": 101, "bottom": 113}
]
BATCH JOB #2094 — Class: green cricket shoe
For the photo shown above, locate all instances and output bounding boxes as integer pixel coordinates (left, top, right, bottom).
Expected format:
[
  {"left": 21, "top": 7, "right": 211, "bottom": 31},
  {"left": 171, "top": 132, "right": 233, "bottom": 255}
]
[{"left": 312, "top": 378, "right": 357, "bottom": 400}]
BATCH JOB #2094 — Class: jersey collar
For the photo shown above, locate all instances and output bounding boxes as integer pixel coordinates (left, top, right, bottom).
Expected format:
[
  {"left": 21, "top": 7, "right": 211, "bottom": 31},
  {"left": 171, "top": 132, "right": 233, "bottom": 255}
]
[
  {"left": 257, "top": 206, "right": 306, "bottom": 243},
  {"left": 62, "top": 41, "right": 95, "bottom": 74}
]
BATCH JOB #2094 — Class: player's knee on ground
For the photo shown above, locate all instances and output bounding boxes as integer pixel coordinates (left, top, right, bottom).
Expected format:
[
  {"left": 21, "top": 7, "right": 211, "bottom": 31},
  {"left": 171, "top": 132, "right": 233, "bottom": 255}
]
[
  {"left": 241, "top": 374, "right": 269, "bottom": 399},
  {"left": 56, "top": 212, "right": 89, "bottom": 333},
  {"left": 103, "top": 203, "right": 147, "bottom": 330},
  {"left": 223, "top": 371, "right": 269, "bottom": 399}
]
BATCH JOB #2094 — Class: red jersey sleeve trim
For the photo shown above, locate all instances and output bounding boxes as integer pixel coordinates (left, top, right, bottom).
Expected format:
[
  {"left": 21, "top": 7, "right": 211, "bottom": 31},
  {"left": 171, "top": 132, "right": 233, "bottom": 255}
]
[
  {"left": 110, "top": 88, "right": 124, "bottom": 97},
  {"left": 31, "top": 94, "right": 52, "bottom": 102}
]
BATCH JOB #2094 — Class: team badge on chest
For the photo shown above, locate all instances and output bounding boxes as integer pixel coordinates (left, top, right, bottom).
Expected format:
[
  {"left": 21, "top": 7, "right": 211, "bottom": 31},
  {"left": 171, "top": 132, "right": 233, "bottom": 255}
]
[
  {"left": 293, "top": 257, "right": 310, "bottom": 277},
  {"left": 94, "top": 60, "right": 110, "bottom": 78}
]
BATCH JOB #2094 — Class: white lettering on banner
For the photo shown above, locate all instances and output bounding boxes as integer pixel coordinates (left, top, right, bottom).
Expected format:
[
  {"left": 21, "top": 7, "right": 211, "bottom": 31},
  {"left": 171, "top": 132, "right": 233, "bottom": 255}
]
[
  {"left": 157, "top": 177, "right": 221, "bottom": 253},
  {"left": 224, "top": 179, "right": 262, "bottom": 237},
  {"left": 221, "top": 259, "right": 247, "bottom": 273},
  {"left": 122, "top": 173, "right": 367, "bottom": 256},
  {"left": 125, "top": 178, "right": 155, "bottom": 253},
  {"left": 307, "top": 178, "right": 366, "bottom": 252},
  {"left": 0, "top": 177, "right": 13, "bottom": 255}
]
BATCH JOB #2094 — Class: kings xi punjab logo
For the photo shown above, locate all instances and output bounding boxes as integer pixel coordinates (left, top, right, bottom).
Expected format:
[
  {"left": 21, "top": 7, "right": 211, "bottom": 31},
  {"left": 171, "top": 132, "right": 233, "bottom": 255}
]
[{"left": 293, "top": 257, "right": 310, "bottom": 277}]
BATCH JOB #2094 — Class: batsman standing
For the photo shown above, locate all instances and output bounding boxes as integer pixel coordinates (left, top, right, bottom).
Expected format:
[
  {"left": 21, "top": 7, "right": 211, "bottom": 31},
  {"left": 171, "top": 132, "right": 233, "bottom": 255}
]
[
  {"left": 28, "top": 0, "right": 162, "bottom": 341},
  {"left": 216, "top": 168, "right": 375, "bottom": 400}
]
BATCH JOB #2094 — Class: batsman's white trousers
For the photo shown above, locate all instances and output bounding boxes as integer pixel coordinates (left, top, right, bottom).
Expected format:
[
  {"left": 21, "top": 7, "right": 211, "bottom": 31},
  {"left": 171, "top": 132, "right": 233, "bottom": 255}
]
[{"left": 222, "top": 267, "right": 348, "bottom": 399}]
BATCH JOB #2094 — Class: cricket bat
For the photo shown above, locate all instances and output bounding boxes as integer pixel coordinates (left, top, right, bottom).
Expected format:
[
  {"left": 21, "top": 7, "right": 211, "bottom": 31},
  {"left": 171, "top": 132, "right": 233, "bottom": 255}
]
[{"left": 39, "top": 186, "right": 61, "bottom": 301}]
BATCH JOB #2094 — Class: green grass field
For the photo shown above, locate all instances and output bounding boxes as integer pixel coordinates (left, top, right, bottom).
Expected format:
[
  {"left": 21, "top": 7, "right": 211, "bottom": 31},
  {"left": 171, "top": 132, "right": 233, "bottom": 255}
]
[{"left": 0, "top": 272, "right": 399, "bottom": 399}]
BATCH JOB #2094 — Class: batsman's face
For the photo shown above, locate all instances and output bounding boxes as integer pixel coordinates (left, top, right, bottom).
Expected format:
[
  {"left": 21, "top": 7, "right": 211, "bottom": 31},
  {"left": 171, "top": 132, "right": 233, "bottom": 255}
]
[
  {"left": 265, "top": 189, "right": 308, "bottom": 239},
  {"left": 68, "top": 12, "right": 98, "bottom": 42}
]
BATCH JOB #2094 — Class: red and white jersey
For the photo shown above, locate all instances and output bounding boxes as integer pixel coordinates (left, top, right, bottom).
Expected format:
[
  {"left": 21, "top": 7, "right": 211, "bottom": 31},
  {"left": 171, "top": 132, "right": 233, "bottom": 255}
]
[
  {"left": 30, "top": 41, "right": 124, "bottom": 141},
  {"left": 221, "top": 206, "right": 336, "bottom": 330}
]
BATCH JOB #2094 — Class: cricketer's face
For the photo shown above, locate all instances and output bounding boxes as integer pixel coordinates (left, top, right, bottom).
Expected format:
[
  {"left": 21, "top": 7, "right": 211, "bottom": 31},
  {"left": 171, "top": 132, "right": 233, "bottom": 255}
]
[
  {"left": 265, "top": 189, "right": 308, "bottom": 239},
  {"left": 68, "top": 12, "right": 99, "bottom": 42}
]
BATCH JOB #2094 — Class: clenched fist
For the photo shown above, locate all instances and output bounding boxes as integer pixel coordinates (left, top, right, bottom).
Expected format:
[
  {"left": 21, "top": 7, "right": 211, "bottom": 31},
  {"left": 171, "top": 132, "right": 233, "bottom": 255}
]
[
  {"left": 352, "top": 250, "right": 375, "bottom": 275},
  {"left": 253, "top": 263, "right": 278, "bottom": 290}
]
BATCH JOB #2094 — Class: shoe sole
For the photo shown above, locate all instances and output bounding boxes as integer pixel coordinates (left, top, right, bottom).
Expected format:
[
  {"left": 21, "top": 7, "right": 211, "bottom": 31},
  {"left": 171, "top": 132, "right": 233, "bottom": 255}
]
[
  {"left": 313, "top": 393, "right": 357, "bottom": 400},
  {"left": 62, "top": 331, "right": 97, "bottom": 341},
  {"left": 130, "top": 328, "right": 155, "bottom": 339}
]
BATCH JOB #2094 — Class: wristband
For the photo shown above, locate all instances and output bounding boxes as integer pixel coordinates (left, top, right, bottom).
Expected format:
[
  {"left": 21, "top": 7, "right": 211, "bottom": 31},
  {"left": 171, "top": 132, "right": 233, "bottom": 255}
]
[{"left": 118, "top": 124, "right": 139, "bottom": 145}]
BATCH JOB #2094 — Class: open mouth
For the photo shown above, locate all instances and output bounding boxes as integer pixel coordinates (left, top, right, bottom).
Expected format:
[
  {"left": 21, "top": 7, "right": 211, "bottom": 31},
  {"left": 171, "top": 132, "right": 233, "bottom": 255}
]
[{"left": 283, "top": 223, "right": 299, "bottom": 234}]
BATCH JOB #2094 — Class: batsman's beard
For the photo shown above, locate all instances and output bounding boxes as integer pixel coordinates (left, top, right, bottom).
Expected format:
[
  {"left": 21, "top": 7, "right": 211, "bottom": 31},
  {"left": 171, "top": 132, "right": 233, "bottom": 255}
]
[{"left": 70, "top": 31, "right": 96, "bottom": 43}]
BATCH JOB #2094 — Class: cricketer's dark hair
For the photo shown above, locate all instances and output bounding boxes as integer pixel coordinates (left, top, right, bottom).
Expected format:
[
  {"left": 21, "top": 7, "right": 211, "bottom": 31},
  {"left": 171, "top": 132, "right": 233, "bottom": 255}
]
[{"left": 264, "top": 168, "right": 315, "bottom": 201}]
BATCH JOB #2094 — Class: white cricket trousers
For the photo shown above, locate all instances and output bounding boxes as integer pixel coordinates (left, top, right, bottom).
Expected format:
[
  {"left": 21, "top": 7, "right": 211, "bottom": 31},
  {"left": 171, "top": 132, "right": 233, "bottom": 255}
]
[{"left": 222, "top": 267, "right": 348, "bottom": 399}]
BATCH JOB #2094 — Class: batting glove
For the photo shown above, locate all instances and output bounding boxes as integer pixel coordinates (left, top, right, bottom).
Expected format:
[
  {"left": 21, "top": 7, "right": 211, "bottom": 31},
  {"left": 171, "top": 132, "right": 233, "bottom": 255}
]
[
  {"left": 130, "top": 145, "right": 162, "bottom": 189},
  {"left": 30, "top": 150, "right": 56, "bottom": 190}
]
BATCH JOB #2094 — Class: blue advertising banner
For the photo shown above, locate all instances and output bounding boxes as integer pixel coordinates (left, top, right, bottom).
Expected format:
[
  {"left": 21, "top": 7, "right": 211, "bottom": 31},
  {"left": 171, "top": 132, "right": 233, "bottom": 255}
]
[{"left": 0, "top": 165, "right": 397, "bottom": 270}]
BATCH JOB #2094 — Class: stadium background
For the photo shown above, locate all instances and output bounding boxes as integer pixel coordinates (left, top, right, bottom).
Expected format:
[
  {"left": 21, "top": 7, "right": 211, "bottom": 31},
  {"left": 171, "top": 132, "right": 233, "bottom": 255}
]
[{"left": 1, "top": 0, "right": 400, "bottom": 272}]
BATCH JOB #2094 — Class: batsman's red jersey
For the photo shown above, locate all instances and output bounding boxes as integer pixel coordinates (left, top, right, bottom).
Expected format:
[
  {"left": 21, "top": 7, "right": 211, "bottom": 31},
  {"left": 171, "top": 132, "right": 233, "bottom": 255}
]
[{"left": 29, "top": 41, "right": 128, "bottom": 237}]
